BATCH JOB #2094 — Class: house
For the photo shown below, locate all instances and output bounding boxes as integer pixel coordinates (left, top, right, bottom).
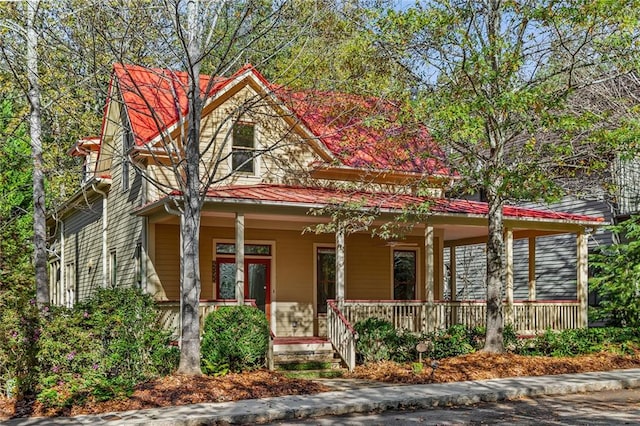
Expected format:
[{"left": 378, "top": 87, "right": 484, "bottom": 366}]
[{"left": 47, "top": 64, "right": 605, "bottom": 370}]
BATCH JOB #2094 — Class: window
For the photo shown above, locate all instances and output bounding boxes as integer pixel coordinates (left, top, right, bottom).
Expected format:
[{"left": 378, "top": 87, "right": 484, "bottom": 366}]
[
  {"left": 64, "top": 262, "right": 76, "bottom": 308},
  {"left": 122, "top": 111, "right": 134, "bottom": 191},
  {"left": 134, "top": 243, "right": 143, "bottom": 288},
  {"left": 393, "top": 250, "right": 416, "bottom": 300},
  {"left": 216, "top": 243, "right": 271, "bottom": 256},
  {"left": 232, "top": 123, "right": 256, "bottom": 173},
  {"left": 49, "top": 260, "right": 61, "bottom": 305},
  {"left": 110, "top": 250, "right": 117, "bottom": 287},
  {"left": 316, "top": 247, "right": 336, "bottom": 314}
]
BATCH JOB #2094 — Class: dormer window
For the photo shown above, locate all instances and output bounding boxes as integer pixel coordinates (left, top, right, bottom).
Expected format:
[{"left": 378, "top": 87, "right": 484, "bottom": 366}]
[{"left": 232, "top": 123, "right": 255, "bottom": 173}]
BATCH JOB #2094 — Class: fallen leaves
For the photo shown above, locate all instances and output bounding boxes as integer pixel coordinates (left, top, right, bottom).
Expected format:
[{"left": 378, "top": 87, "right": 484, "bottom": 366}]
[
  {"left": 348, "top": 350, "right": 640, "bottom": 384},
  {"left": 2, "top": 350, "right": 639, "bottom": 420}
]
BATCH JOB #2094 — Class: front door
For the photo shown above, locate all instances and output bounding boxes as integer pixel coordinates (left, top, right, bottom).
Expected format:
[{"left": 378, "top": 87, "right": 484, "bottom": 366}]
[{"left": 217, "top": 258, "right": 271, "bottom": 317}]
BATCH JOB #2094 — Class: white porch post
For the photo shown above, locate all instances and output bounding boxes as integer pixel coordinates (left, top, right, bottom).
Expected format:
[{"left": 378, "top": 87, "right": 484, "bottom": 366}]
[
  {"left": 577, "top": 229, "right": 589, "bottom": 328},
  {"left": 424, "top": 223, "right": 434, "bottom": 302},
  {"left": 505, "top": 228, "right": 514, "bottom": 325},
  {"left": 335, "top": 224, "right": 345, "bottom": 306},
  {"left": 235, "top": 212, "right": 245, "bottom": 304},
  {"left": 449, "top": 246, "right": 457, "bottom": 301},
  {"left": 528, "top": 236, "right": 536, "bottom": 301}
]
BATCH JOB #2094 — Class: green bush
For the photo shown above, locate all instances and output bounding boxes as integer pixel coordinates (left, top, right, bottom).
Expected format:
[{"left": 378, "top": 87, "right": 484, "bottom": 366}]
[
  {"left": 427, "top": 324, "right": 476, "bottom": 359},
  {"left": 590, "top": 215, "right": 640, "bottom": 328},
  {"left": 0, "top": 284, "right": 39, "bottom": 398},
  {"left": 354, "top": 318, "right": 397, "bottom": 363},
  {"left": 354, "top": 318, "right": 423, "bottom": 363},
  {"left": 518, "top": 327, "right": 640, "bottom": 357},
  {"left": 36, "top": 287, "right": 178, "bottom": 408},
  {"left": 201, "top": 305, "right": 269, "bottom": 374}
]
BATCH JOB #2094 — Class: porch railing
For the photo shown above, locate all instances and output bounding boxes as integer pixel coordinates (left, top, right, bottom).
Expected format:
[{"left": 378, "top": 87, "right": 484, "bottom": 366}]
[
  {"left": 327, "top": 300, "right": 358, "bottom": 372},
  {"left": 337, "top": 299, "right": 580, "bottom": 335},
  {"left": 512, "top": 300, "right": 580, "bottom": 333},
  {"left": 156, "top": 299, "right": 256, "bottom": 335}
]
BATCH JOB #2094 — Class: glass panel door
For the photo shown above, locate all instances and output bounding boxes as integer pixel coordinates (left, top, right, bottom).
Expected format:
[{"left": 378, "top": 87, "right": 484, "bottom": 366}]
[
  {"left": 248, "top": 260, "right": 269, "bottom": 312},
  {"left": 217, "top": 260, "right": 236, "bottom": 299},
  {"left": 216, "top": 258, "right": 270, "bottom": 316}
]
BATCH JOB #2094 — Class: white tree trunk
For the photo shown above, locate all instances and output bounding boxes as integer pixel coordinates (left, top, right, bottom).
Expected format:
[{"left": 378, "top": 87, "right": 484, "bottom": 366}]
[
  {"left": 27, "top": 0, "right": 49, "bottom": 307},
  {"left": 177, "top": 0, "right": 203, "bottom": 375}
]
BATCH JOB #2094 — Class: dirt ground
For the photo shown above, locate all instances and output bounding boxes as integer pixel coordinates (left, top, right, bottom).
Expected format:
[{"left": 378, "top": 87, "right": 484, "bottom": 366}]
[{"left": 2, "top": 351, "right": 640, "bottom": 420}]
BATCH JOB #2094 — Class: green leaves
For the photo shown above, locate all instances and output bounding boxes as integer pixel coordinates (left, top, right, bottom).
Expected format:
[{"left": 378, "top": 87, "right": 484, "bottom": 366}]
[{"left": 590, "top": 216, "right": 640, "bottom": 328}]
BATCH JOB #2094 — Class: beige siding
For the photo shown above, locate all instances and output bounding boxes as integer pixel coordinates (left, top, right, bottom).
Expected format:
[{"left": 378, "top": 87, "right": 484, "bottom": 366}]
[
  {"left": 141, "top": 86, "right": 321, "bottom": 196},
  {"left": 152, "top": 222, "right": 441, "bottom": 337}
]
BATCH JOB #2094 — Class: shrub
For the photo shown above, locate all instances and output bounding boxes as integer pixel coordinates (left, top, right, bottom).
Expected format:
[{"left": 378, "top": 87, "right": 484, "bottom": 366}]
[
  {"left": 589, "top": 215, "right": 640, "bottom": 328},
  {"left": 0, "top": 284, "right": 39, "bottom": 398},
  {"left": 36, "top": 287, "right": 178, "bottom": 408},
  {"left": 354, "top": 318, "right": 397, "bottom": 363},
  {"left": 428, "top": 324, "right": 476, "bottom": 359},
  {"left": 201, "top": 305, "right": 269, "bottom": 374},
  {"left": 518, "top": 327, "right": 640, "bottom": 357}
]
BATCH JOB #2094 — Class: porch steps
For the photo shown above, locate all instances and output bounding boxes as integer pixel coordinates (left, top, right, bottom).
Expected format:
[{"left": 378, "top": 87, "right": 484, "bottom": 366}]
[{"left": 273, "top": 337, "right": 344, "bottom": 371}]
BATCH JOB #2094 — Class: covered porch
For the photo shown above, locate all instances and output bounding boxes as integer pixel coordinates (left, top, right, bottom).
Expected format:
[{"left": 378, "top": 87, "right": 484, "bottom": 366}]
[{"left": 137, "top": 185, "right": 603, "bottom": 369}]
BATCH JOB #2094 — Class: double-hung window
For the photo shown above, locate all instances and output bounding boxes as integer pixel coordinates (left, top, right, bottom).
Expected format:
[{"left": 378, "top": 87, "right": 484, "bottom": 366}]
[{"left": 232, "top": 123, "right": 256, "bottom": 173}]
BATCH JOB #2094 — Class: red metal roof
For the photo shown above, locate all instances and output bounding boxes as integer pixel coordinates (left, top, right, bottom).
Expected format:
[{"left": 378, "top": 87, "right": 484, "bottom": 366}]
[
  {"left": 200, "top": 184, "right": 604, "bottom": 223},
  {"left": 111, "top": 64, "right": 446, "bottom": 175},
  {"left": 113, "top": 64, "right": 249, "bottom": 146}
]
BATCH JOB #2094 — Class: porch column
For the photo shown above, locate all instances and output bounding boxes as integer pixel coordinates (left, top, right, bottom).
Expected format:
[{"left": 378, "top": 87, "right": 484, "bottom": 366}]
[
  {"left": 424, "top": 223, "right": 435, "bottom": 332},
  {"left": 528, "top": 236, "right": 536, "bottom": 301},
  {"left": 235, "top": 212, "right": 245, "bottom": 304},
  {"left": 505, "top": 228, "right": 514, "bottom": 325},
  {"left": 424, "top": 223, "right": 434, "bottom": 302},
  {"left": 449, "top": 246, "right": 457, "bottom": 301},
  {"left": 577, "top": 229, "right": 589, "bottom": 328},
  {"left": 335, "top": 224, "right": 345, "bottom": 305}
]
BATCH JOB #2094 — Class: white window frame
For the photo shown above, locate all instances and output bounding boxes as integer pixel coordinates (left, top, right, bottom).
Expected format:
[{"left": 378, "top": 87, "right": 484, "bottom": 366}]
[{"left": 230, "top": 122, "right": 260, "bottom": 176}]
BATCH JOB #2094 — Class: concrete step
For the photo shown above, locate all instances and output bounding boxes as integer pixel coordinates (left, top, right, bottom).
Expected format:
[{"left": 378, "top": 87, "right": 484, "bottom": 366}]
[{"left": 273, "top": 337, "right": 343, "bottom": 370}]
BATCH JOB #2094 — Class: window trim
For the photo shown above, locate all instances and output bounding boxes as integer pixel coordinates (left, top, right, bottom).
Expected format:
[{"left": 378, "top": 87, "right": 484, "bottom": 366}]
[
  {"left": 231, "top": 122, "right": 258, "bottom": 175},
  {"left": 212, "top": 239, "right": 274, "bottom": 299},
  {"left": 313, "top": 243, "right": 336, "bottom": 317}
]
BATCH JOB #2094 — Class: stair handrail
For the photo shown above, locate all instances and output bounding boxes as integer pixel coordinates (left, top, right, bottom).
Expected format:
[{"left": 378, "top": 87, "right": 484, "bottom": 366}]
[{"left": 327, "top": 300, "right": 358, "bottom": 372}]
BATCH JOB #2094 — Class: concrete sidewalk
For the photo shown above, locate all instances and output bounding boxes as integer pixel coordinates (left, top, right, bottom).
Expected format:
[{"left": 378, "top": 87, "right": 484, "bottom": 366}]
[{"left": 4, "top": 369, "right": 640, "bottom": 425}]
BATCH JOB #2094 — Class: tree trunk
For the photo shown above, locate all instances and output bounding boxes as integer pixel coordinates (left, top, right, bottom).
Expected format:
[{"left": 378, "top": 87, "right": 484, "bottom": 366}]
[
  {"left": 483, "top": 180, "right": 505, "bottom": 353},
  {"left": 27, "top": 0, "right": 49, "bottom": 308},
  {"left": 177, "top": 0, "right": 203, "bottom": 375}
]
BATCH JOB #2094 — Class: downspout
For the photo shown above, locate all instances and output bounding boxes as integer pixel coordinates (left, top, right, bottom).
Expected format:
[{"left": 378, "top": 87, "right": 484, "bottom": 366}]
[{"left": 92, "top": 182, "right": 108, "bottom": 288}]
